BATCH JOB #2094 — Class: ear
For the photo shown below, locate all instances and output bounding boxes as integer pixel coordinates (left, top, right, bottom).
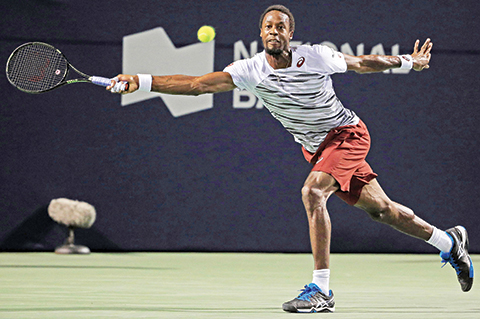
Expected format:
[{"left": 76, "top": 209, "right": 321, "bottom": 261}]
[{"left": 289, "top": 31, "right": 294, "bottom": 40}]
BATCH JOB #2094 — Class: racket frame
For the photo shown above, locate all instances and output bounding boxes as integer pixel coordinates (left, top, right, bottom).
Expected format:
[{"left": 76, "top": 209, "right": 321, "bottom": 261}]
[{"left": 6, "top": 42, "right": 112, "bottom": 94}]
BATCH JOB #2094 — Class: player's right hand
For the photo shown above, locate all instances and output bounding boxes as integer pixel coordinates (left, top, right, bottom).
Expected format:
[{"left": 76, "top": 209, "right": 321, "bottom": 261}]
[{"left": 107, "top": 74, "right": 138, "bottom": 94}]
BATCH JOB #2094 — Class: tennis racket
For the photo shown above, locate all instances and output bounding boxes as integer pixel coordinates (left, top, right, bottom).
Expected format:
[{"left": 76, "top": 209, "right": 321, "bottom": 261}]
[{"left": 6, "top": 42, "right": 126, "bottom": 94}]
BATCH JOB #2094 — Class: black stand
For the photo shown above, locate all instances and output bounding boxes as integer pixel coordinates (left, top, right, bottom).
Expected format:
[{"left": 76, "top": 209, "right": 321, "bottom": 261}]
[{"left": 55, "top": 226, "right": 90, "bottom": 254}]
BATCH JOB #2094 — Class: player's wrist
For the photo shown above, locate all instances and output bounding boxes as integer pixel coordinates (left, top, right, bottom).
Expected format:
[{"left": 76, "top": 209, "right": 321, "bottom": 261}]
[
  {"left": 137, "top": 74, "right": 152, "bottom": 92},
  {"left": 397, "top": 55, "right": 413, "bottom": 70}
]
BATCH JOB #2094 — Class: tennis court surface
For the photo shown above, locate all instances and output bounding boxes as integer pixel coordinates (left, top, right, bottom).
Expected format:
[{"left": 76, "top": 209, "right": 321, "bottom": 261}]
[{"left": 0, "top": 253, "right": 478, "bottom": 318}]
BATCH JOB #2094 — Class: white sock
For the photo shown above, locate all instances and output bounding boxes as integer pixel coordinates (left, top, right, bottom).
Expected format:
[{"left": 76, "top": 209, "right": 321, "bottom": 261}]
[
  {"left": 312, "top": 269, "right": 330, "bottom": 295},
  {"left": 426, "top": 226, "right": 453, "bottom": 253}
]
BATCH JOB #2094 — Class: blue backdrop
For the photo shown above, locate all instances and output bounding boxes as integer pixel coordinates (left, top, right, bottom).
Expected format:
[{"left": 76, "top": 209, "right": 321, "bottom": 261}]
[{"left": 1, "top": 0, "right": 479, "bottom": 253}]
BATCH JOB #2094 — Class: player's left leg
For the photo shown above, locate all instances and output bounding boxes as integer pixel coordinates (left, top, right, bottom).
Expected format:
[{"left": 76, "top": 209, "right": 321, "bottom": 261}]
[
  {"left": 353, "top": 178, "right": 432, "bottom": 240},
  {"left": 354, "top": 178, "right": 474, "bottom": 292}
]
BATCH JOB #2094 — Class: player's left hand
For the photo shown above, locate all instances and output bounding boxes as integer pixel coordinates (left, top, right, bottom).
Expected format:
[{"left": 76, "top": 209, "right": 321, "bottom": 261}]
[{"left": 411, "top": 38, "right": 433, "bottom": 71}]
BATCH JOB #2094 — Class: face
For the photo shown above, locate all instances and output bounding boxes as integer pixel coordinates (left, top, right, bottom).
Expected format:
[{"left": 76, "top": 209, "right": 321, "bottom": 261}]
[{"left": 260, "top": 10, "right": 294, "bottom": 56}]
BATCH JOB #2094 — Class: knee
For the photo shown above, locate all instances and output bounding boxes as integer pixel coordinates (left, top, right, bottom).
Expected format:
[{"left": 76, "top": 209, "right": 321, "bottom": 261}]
[
  {"left": 301, "top": 184, "right": 312, "bottom": 200},
  {"left": 301, "top": 184, "right": 330, "bottom": 217},
  {"left": 366, "top": 200, "right": 395, "bottom": 223},
  {"left": 302, "top": 184, "right": 328, "bottom": 204},
  {"left": 301, "top": 172, "right": 338, "bottom": 217},
  {"left": 367, "top": 201, "right": 415, "bottom": 224}
]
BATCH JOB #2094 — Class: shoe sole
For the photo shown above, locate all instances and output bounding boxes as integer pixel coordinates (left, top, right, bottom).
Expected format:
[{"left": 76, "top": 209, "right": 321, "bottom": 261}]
[
  {"left": 284, "top": 306, "right": 335, "bottom": 313},
  {"left": 456, "top": 226, "right": 473, "bottom": 278},
  {"left": 310, "top": 306, "right": 335, "bottom": 313},
  {"left": 454, "top": 226, "right": 474, "bottom": 291}
]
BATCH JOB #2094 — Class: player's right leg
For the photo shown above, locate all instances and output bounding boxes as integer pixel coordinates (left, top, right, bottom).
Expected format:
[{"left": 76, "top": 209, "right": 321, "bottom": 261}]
[
  {"left": 301, "top": 171, "right": 339, "bottom": 271},
  {"left": 282, "top": 171, "right": 338, "bottom": 313},
  {"left": 282, "top": 283, "right": 335, "bottom": 313}
]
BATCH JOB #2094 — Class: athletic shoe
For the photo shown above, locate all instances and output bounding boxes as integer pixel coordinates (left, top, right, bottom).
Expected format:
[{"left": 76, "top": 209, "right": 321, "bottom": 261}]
[
  {"left": 282, "top": 283, "right": 335, "bottom": 313},
  {"left": 440, "top": 226, "right": 474, "bottom": 292}
]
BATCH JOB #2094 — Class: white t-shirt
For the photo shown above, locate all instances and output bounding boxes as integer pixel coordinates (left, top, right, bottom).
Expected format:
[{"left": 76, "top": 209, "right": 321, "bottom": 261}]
[{"left": 224, "top": 44, "right": 359, "bottom": 153}]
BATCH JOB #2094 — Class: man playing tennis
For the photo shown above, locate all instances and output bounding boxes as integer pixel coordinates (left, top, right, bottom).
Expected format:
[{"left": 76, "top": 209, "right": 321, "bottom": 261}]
[{"left": 109, "top": 4, "right": 474, "bottom": 313}]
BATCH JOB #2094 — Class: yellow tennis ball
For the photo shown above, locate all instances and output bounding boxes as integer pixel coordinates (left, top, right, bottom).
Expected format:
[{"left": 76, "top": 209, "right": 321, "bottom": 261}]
[{"left": 197, "top": 25, "right": 215, "bottom": 43}]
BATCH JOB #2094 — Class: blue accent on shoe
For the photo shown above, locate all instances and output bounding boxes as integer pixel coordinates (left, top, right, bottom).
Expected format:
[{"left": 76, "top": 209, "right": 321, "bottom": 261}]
[
  {"left": 468, "top": 256, "right": 474, "bottom": 278},
  {"left": 445, "top": 232, "right": 454, "bottom": 253},
  {"left": 297, "top": 283, "right": 322, "bottom": 301},
  {"left": 440, "top": 251, "right": 450, "bottom": 260},
  {"left": 441, "top": 251, "right": 461, "bottom": 275}
]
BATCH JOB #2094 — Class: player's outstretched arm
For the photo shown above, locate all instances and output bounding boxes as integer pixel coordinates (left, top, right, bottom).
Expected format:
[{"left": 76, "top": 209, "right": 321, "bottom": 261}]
[
  {"left": 345, "top": 38, "right": 433, "bottom": 74},
  {"left": 107, "top": 71, "right": 237, "bottom": 95}
]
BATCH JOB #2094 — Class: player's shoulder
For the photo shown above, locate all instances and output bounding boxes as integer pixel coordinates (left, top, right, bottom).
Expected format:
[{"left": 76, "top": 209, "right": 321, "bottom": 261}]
[
  {"left": 224, "top": 51, "right": 266, "bottom": 75},
  {"left": 292, "top": 44, "right": 346, "bottom": 73},
  {"left": 229, "top": 51, "right": 265, "bottom": 67},
  {"left": 294, "top": 44, "right": 340, "bottom": 57},
  {"left": 223, "top": 51, "right": 269, "bottom": 90}
]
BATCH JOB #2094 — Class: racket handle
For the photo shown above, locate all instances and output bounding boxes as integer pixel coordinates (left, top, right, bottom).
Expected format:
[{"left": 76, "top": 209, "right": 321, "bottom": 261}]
[{"left": 90, "top": 76, "right": 112, "bottom": 87}]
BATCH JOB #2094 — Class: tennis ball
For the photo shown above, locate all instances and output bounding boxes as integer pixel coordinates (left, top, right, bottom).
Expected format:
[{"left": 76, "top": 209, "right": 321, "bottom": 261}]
[{"left": 197, "top": 25, "right": 215, "bottom": 43}]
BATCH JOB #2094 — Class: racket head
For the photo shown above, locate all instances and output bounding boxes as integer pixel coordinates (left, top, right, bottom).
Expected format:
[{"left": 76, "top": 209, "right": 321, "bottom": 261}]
[{"left": 6, "top": 42, "right": 70, "bottom": 93}]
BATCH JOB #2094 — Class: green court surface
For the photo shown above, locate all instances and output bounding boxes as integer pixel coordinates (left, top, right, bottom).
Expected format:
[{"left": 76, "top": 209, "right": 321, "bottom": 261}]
[{"left": 0, "top": 253, "right": 478, "bottom": 318}]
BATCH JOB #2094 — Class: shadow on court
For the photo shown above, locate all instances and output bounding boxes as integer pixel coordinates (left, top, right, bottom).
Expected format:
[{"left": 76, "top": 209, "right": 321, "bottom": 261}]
[{"left": 0, "top": 204, "right": 121, "bottom": 251}]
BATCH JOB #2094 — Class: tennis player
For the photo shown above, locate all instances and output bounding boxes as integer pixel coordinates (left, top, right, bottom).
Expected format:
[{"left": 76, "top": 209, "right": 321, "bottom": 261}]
[{"left": 109, "top": 4, "right": 474, "bottom": 313}]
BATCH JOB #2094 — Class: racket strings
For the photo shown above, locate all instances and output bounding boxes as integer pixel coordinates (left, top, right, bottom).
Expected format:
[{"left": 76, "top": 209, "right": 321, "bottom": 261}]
[{"left": 7, "top": 43, "right": 68, "bottom": 92}]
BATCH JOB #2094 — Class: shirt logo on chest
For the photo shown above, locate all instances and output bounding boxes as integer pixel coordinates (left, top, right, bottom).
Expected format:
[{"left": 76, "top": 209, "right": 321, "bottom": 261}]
[{"left": 296, "top": 57, "right": 305, "bottom": 68}]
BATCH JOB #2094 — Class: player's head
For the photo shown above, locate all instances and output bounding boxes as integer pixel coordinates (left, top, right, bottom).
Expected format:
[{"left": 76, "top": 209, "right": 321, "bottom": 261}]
[
  {"left": 259, "top": 5, "right": 295, "bottom": 56},
  {"left": 259, "top": 5, "right": 295, "bottom": 32}
]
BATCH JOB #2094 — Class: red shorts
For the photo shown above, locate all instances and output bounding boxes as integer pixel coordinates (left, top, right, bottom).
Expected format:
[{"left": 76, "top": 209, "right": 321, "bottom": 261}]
[{"left": 302, "top": 120, "right": 378, "bottom": 206}]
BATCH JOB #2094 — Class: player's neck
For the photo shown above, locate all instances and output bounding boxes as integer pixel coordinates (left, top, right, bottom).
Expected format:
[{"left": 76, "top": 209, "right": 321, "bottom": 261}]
[{"left": 266, "top": 49, "right": 292, "bottom": 69}]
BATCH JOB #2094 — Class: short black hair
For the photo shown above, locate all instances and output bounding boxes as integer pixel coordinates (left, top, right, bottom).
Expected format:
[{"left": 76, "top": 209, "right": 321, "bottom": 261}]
[{"left": 259, "top": 4, "right": 295, "bottom": 32}]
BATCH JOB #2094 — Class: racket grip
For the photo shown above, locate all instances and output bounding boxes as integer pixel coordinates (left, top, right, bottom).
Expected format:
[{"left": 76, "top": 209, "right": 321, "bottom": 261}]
[{"left": 90, "top": 76, "right": 112, "bottom": 87}]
